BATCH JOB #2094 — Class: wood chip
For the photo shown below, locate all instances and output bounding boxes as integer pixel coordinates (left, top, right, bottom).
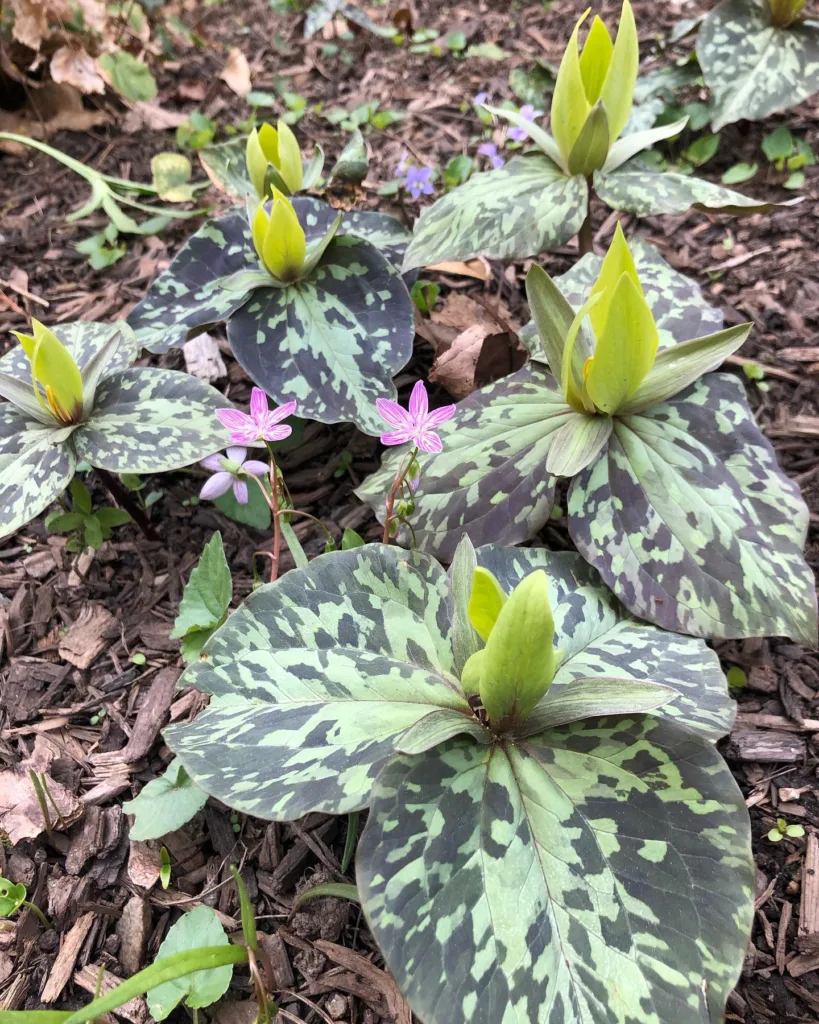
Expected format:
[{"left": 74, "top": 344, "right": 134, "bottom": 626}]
[
  {"left": 725, "top": 730, "right": 806, "bottom": 763},
  {"left": 183, "top": 333, "right": 227, "bottom": 382},
  {"left": 777, "top": 900, "right": 793, "bottom": 973},
  {"left": 40, "top": 912, "right": 96, "bottom": 1002},
  {"left": 127, "top": 840, "right": 162, "bottom": 890},
  {"left": 257, "top": 930, "right": 295, "bottom": 989},
  {"left": 314, "top": 940, "right": 412, "bottom": 1024},
  {"left": 119, "top": 667, "right": 180, "bottom": 762},
  {"left": 73, "top": 964, "right": 146, "bottom": 1023},
  {"left": 798, "top": 833, "right": 819, "bottom": 951},
  {"left": 787, "top": 949, "right": 819, "bottom": 978},
  {"left": 784, "top": 978, "right": 819, "bottom": 1015},
  {"left": 117, "top": 895, "right": 152, "bottom": 975},
  {"left": 58, "top": 603, "right": 117, "bottom": 669}
]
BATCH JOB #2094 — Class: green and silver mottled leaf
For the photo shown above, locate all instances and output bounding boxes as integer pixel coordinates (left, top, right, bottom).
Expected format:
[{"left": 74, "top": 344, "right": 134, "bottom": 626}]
[
  {"left": 72, "top": 369, "right": 233, "bottom": 473},
  {"left": 165, "top": 545, "right": 477, "bottom": 819},
  {"left": 227, "top": 231, "right": 413, "bottom": 435},
  {"left": 128, "top": 212, "right": 258, "bottom": 353},
  {"left": 355, "top": 365, "right": 572, "bottom": 559},
  {"left": 569, "top": 373, "right": 818, "bottom": 642},
  {"left": 199, "top": 139, "right": 254, "bottom": 199},
  {"left": 296, "top": 197, "right": 412, "bottom": 274},
  {"left": 698, "top": 0, "right": 819, "bottom": 129},
  {"left": 523, "top": 240, "right": 724, "bottom": 365},
  {"left": 402, "top": 156, "right": 587, "bottom": 270},
  {"left": 358, "top": 719, "right": 753, "bottom": 1024},
  {"left": 0, "top": 421, "right": 76, "bottom": 539},
  {"left": 595, "top": 163, "right": 794, "bottom": 216},
  {"left": 0, "top": 320, "right": 137, "bottom": 385},
  {"left": 476, "top": 545, "right": 736, "bottom": 742}
]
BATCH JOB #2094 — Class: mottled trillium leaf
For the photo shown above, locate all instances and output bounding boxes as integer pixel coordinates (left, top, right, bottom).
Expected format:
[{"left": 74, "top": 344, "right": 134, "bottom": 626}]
[
  {"left": 227, "top": 229, "right": 413, "bottom": 435},
  {"left": 545, "top": 412, "right": 612, "bottom": 477},
  {"left": 72, "top": 368, "right": 233, "bottom": 473},
  {"left": 569, "top": 373, "right": 818, "bottom": 642},
  {"left": 297, "top": 198, "right": 413, "bottom": 274},
  {"left": 199, "top": 138, "right": 254, "bottom": 199},
  {"left": 402, "top": 156, "right": 588, "bottom": 270},
  {"left": 595, "top": 163, "right": 798, "bottom": 216},
  {"left": 355, "top": 365, "right": 573, "bottom": 560},
  {"left": 165, "top": 546, "right": 477, "bottom": 820},
  {"left": 127, "top": 211, "right": 258, "bottom": 353},
  {"left": 475, "top": 545, "right": 736, "bottom": 742},
  {"left": 0, "top": 424, "right": 76, "bottom": 540},
  {"left": 698, "top": 0, "right": 819, "bottom": 130},
  {"left": 358, "top": 719, "right": 753, "bottom": 1024},
  {"left": 0, "top": 320, "right": 137, "bottom": 385}
]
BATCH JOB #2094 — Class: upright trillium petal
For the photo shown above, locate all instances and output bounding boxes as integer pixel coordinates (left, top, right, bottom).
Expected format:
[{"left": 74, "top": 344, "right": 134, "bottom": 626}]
[
  {"left": 263, "top": 196, "right": 307, "bottom": 282},
  {"left": 247, "top": 126, "right": 273, "bottom": 198},
  {"left": 11, "top": 319, "right": 84, "bottom": 425},
  {"left": 566, "top": 99, "right": 610, "bottom": 176},
  {"left": 588, "top": 221, "right": 642, "bottom": 340},
  {"left": 467, "top": 566, "right": 506, "bottom": 642},
  {"left": 600, "top": 0, "right": 639, "bottom": 143},
  {"left": 275, "top": 120, "right": 304, "bottom": 193},
  {"left": 767, "top": 0, "right": 806, "bottom": 27},
  {"left": 550, "top": 9, "right": 592, "bottom": 167},
  {"left": 578, "top": 15, "right": 614, "bottom": 103},
  {"left": 584, "top": 271, "right": 659, "bottom": 414}
]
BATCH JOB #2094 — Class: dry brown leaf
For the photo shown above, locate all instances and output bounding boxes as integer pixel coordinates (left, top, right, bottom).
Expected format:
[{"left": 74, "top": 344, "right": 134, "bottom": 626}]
[
  {"left": 50, "top": 45, "right": 105, "bottom": 94},
  {"left": 219, "top": 48, "right": 252, "bottom": 97},
  {"left": 74, "top": 0, "right": 107, "bottom": 31},
  {"left": 183, "top": 333, "right": 227, "bottom": 382},
  {"left": 0, "top": 758, "right": 83, "bottom": 844},
  {"left": 10, "top": 0, "right": 48, "bottom": 50},
  {"left": 0, "top": 82, "right": 110, "bottom": 150},
  {"left": 425, "top": 258, "right": 491, "bottom": 281},
  {"left": 429, "top": 323, "right": 493, "bottom": 400},
  {"left": 121, "top": 101, "right": 188, "bottom": 133}
]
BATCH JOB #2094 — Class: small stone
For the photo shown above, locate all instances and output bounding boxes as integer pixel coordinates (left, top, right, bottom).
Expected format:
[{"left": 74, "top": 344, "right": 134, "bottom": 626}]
[{"left": 325, "top": 993, "right": 347, "bottom": 1019}]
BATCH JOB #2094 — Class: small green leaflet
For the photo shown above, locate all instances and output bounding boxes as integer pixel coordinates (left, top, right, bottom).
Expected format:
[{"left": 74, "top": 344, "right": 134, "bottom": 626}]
[
  {"left": 171, "top": 533, "right": 232, "bottom": 663},
  {"left": 123, "top": 760, "right": 209, "bottom": 840},
  {"left": 147, "top": 906, "right": 233, "bottom": 1020},
  {"left": 0, "top": 878, "right": 26, "bottom": 917}
]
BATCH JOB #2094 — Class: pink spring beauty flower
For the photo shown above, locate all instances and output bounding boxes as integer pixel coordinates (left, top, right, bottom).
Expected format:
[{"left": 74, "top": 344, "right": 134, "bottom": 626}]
[
  {"left": 216, "top": 387, "right": 296, "bottom": 445},
  {"left": 200, "top": 447, "right": 268, "bottom": 505},
  {"left": 376, "top": 381, "right": 456, "bottom": 454}
]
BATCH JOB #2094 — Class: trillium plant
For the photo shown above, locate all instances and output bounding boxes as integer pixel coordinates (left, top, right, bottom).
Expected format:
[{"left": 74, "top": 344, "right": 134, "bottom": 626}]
[
  {"left": 245, "top": 119, "right": 325, "bottom": 197},
  {"left": 128, "top": 131, "right": 415, "bottom": 435},
  {"left": 402, "top": 0, "right": 792, "bottom": 268},
  {"left": 0, "top": 319, "right": 231, "bottom": 540},
  {"left": 697, "top": 0, "right": 819, "bottom": 129},
  {"left": 165, "top": 539, "right": 754, "bottom": 1024},
  {"left": 358, "top": 229, "right": 818, "bottom": 643}
]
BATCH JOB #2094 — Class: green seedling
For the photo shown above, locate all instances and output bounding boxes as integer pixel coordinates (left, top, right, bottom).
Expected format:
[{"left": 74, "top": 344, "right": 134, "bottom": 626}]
[{"left": 768, "top": 818, "right": 805, "bottom": 842}]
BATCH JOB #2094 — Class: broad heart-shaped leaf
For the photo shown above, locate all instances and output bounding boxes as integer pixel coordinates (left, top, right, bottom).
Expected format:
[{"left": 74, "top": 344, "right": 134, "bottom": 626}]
[
  {"left": 147, "top": 906, "right": 232, "bottom": 1019},
  {"left": 570, "top": 372, "right": 818, "bottom": 643},
  {"left": 595, "top": 162, "right": 796, "bottom": 216},
  {"left": 128, "top": 212, "right": 258, "bottom": 354},
  {"left": 227, "top": 233, "right": 413, "bottom": 435},
  {"left": 521, "top": 239, "right": 724, "bottom": 365},
  {"left": 698, "top": 0, "right": 819, "bottom": 129},
  {"left": 0, "top": 413, "right": 76, "bottom": 540},
  {"left": 72, "top": 368, "right": 233, "bottom": 473},
  {"left": 476, "top": 545, "right": 736, "bottom": 742},
  {"left": 164, "top": 545, "right": 476, "bottom": 820},
  {"left": 123, "top": 760, "right": 209, "bottom": 841},
  {"left": 358, "top": 719, "right": 753, "bottom": 1024},
  {"left": 0, "top": 320, "right": 137, "bottom": 386},
  {"left": 199, "top": 138, "right": 254, "bottom": 199},
  {"left": 402, "top": 156, "right": 588, "bottom": 270},
  {"left": 355, "top": 365, "right": 572, "bottom": 560}
]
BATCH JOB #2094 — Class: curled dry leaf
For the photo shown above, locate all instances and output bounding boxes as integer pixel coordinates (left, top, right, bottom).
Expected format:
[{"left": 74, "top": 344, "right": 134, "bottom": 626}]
[
  {"left": 0, "top": 764, "right": 83, "bottom": 844},
  {"left": 10, "top": 0, "right": 49, "bottom": 50},
  {"left": 50, "top": 45, "right": 106, "bottom": 95},
  {"left": 219, "top": 48, "right": 252, "bottom": 97}
]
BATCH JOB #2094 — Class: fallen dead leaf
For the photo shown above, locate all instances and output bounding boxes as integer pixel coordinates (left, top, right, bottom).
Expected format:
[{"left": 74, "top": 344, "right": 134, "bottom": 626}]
[
  {"left": 183, "top": 333, "right": 227, "bottom": 382},
  {"left": 429, "top": 323, "right": 492, "bottom": 400},
  {"left": 50, "top": 45, "right": 105, "bottom": 94},
  {"left": 0, "top": 746, "right": 83, "bottom": 844},
  {"left": 219, "top": 48, "right": 252, "bottom": 97},
  {"left": 10, "top": 0, "right": 48, "bottom": 50},
  {"left": 121, "top": 101, "right": 188, "bottom": 133},
  {"left": 0, "top": 83, "right": 110, "bottom": 150},
  {"left": 425, "top": 258, "right": 491, "bottom": 281}
]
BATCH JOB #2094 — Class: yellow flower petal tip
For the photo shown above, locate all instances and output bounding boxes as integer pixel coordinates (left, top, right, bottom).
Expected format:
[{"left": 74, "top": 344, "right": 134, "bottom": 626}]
[{"left": 12, "top": 319, "right": 84, "bottom": 425}]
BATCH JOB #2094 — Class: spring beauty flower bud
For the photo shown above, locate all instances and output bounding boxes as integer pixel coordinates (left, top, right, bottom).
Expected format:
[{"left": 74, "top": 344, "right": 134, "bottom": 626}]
[
  {"left": 461, "top": 567, "right": 562, "bottom": 730},
  {"left": 251, "top": 189, "right": 307, "bottom": 283},
  {"left": 550, "top": 1, "right": 638, "bottom": 175},
  {"left": 561, "top": 223, "right": 658, "bottom": 415},
  {"left": 766, "top": 0, "right": 805, "bottom": 26},
  {"left": 10, "top": 319, "right": 84, "bottom": 425},
  {"left": 246, "top": 121, "right": 304, "bottom": 198}
]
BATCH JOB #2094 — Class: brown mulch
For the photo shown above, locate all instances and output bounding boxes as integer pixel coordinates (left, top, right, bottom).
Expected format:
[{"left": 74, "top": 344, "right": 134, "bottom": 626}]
[{"left": 1, "top": 0, "right": 819, "bottom": 1021}]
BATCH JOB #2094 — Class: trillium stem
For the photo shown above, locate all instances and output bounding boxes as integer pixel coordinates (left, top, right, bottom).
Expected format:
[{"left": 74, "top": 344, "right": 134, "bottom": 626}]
[
  {"left": 94, "top": 468, "right": 160, "bottom": 542},
  {"left": 578, "top": 187, "right": 594, "bottom": 256},
  {"left": 382, "top": 446, "right": 419, "bottom": 545}
]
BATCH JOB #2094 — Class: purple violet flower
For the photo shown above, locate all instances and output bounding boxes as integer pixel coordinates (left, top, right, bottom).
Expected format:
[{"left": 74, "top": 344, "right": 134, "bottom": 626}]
[
  {"left": 216, "top": 387, "right": 296, "bottom": 446},
  {"left": 376, "top": 380, "right": 456, "bottom": 454},
  {"left": 478, "top": 142, "right": 504, "bottom": 169},
  {"left": 508, "top": 103, "right": 544, "bottom": 143},
  {"left": 402, "top": 165, "right": 435, "bottom": 201},
  {"left": 473, "top": 91, "right": 491, "bottom": 106},
  {"left": 200, "top": 446, "right": 268, "bottom": 505},
  {"left": 395, "top": 149, "right": 410, "bottom": 176}
]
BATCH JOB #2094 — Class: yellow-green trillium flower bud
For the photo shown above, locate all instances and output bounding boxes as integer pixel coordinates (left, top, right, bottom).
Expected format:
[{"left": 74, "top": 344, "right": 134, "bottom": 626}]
[
  {"left": 10, "top": 319, "right": 83, "bottom": 425},
  {"left": 462, "top": 568, "right": 562, "bottom": 730},
  {"left": 550, "top": 0, "right": 638, "bottom": 175},
  {"left": 246, "top": 121, "right": 304, "bottom": 198},
  {"left": 561, "top": 223, "right": 659, "bottom": 415},
  {"left": 251, "top": 189, "right": 307, "bottom": 283},
  {"left": 766, "top": 0, "right": 806, "bottom": 27}
]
